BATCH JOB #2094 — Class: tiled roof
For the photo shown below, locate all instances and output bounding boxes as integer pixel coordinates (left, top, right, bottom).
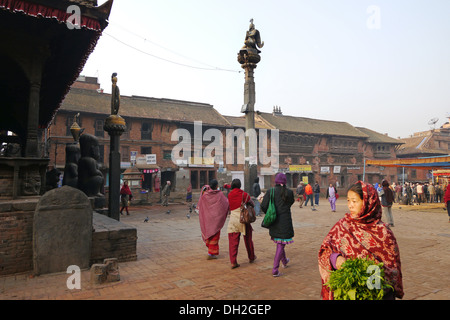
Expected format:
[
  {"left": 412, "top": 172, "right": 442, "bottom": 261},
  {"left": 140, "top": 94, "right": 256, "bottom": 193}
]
[
  {"left": 257, "top": 112, "right": 369, "bottom": 138},
  {"left": 223, "top": 115, "right": 273, "bottom": 130},
  {"left": 397, "top": 133, "right": 447, "bottom": 156},
  {"left": 61, "top": 88, "right": 232, "bottom": 127},
  {"left": 355, "top": 127, "right": 403, "bottom": 145}
]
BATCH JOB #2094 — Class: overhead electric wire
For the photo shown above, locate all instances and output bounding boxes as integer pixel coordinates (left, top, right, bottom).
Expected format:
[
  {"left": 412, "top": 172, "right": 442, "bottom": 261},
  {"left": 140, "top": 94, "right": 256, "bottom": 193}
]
[
  {"left": 110, "top": 22, "right": 219, "bottom": 70},
  {"left": 103, "top": 29, "right": 241, "bottom": 73}
]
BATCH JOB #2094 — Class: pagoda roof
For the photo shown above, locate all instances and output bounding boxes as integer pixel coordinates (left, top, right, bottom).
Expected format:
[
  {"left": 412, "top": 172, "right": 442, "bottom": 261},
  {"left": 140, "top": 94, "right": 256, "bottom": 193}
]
[{"left": 0, "top": 0, "right": 113, "bottom": 138}]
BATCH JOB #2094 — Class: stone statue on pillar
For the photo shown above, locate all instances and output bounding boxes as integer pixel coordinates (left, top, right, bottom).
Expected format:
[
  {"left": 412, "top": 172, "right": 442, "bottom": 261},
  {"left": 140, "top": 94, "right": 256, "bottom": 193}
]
[
  {"left": 242, "top": 19, "right": 264, "bottom": 54},
  {"left": 238, "top": 19, "right": 263, "bottom": 194},
  {"left": 111, "top": 73, "right": 120, "bottom": 115},
  {"left": 104, "top": 73, "right": 126, "bottom": 221},
  {"left": 238, "top": 19, "right": 264, "bottom": 66}
]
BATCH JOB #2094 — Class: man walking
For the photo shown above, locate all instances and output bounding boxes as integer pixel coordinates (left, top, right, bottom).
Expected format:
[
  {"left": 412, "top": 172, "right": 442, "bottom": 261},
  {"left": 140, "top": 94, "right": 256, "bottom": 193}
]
[
  {"left": 313, "top": 181, "right": 321, "bottom": 206},
  {"left": 305, "top": 182, "right": 316, "bottom": 211}
]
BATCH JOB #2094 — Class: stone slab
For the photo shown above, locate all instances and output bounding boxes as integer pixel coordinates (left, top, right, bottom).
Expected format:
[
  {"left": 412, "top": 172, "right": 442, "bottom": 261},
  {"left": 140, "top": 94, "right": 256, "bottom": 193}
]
[{"left": 33, "top": 186, "right": 92, "bottom": 275}]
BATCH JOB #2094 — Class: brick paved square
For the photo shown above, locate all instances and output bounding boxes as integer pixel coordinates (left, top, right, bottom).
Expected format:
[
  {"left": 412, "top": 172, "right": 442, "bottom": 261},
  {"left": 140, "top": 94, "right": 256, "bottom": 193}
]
[{"left": 1, "top": 201, "right": 449, "bottom": 300}]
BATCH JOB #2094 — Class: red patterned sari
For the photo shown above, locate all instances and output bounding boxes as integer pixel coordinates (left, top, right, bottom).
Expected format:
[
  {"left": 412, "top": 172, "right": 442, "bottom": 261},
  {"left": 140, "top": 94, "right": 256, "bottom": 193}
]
[{"left": 318, "top": 181, "right": 404, "bottom": 300}]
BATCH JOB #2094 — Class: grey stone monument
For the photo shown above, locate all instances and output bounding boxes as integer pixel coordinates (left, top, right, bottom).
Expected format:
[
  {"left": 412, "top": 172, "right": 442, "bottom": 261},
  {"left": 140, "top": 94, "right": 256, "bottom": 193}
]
[
  {"left": 238, "top": 19, "right": 264, "bottom": 193},
  {"left": 33, "top": 186, "right": 92, "bottom": 275}
]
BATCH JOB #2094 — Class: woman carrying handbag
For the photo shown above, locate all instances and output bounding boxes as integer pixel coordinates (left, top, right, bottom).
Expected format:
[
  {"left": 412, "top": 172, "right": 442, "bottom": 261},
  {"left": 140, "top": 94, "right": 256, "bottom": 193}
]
[{"left": 227, "top": 179, "right": 256, "bottom": 269}]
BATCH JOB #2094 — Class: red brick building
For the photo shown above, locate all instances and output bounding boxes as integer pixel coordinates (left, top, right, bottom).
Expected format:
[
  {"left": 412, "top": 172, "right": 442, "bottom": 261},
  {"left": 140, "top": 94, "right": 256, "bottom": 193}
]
[
  {"left": 396, "top": 118, "right": 450, "bottom": 182},
  {"left": 46, "top": 77, "right": 405, "bottom": 198}
]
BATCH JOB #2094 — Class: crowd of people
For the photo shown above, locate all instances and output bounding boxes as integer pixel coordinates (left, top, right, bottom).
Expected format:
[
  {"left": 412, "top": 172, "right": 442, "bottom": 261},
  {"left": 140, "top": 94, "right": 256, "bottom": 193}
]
[{"left": 382, "top": 181, "right": 448, "bottom": 206}]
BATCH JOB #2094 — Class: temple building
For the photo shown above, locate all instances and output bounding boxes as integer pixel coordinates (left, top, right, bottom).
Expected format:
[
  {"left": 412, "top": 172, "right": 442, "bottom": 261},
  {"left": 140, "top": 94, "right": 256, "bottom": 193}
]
[
  {"left": 0, "top": 0, "right": 115, "bottom": 276},
  {"left": 0, "top": 0, "right": 113, "bottom": 199}
]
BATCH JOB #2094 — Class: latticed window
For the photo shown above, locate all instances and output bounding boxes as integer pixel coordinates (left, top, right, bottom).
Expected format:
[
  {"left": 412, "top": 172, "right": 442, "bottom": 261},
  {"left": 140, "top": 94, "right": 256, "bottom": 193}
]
[
  {"left": 141, "top": 122, "right": 153, "bottom": 140},
  {"left": 95, "top": 119, "right": 104, "bottom": 138}
]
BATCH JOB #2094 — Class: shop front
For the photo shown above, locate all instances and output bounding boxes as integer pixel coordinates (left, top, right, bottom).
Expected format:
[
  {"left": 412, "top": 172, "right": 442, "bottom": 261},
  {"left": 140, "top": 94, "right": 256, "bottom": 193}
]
[{"left": 188, "top": 157, "right": 216, "bottom": 190}]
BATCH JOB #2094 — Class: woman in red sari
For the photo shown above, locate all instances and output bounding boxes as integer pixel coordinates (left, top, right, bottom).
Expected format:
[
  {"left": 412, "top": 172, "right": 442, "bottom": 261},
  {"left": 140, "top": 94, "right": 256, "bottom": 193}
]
[
  {"left": 120, "top": 181, "right": 132, "bottom": 215},
  {"left": 198, "top": 180, "right": 229, "bottom": 259},
  {"left": 318, "top": 181, "right": 403, "bottom": 300},
  {"left": 227, "top": 179, "right": 256, "bottom": 269}
]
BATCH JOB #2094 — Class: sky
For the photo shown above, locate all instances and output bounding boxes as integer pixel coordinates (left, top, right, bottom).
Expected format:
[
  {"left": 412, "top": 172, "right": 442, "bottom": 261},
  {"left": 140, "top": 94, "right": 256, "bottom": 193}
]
[{"left": 82, "top": 0, "right": 450, "bottom": 139}]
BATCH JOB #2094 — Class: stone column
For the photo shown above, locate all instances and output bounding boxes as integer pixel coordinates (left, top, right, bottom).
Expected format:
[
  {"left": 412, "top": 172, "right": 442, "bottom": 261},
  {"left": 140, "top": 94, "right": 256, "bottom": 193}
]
[
  {"left": 242, "top": 64, "right": 258, "bottom": 194},
  {"left": 238, "top": 19, "right": 264, "bottom": 194},
  {"left": 25, "top": 81, "right": 41, "bottom": 157},
  {"left": 104, "top": 115, "right": 126, "bottom": 221},
  {"left": 25, "top": 51, "right": 46, "bottom": 158},
  {"left": 104, "top": 73, "right": 125, "bottom": 221}
]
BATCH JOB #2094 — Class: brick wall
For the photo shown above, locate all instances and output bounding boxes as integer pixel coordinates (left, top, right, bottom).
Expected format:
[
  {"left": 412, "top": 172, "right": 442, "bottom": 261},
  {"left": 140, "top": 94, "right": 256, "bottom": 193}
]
[
  {"left": 0, "top": 166, "right": 14, "bottom": 198},
  {"left": 0, "top": 200, "right": 137, "bottom": 276},
  {"left": 0, "top": 201, "right": 37, "bottom": 275},
  {"left": 91, "top": 213, "right": 137, "bottom": 265}
]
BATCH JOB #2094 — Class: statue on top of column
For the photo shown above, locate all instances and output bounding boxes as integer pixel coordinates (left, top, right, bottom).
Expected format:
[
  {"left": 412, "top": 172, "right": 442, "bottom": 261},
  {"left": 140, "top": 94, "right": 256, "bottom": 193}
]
[
  {"left": 111, "top": 73, "right": 120, "bottom": 115},
  {"left": 238, "top": 19, "right": 264, "bottom": 65},
  {"left": 243, "top": 19, "right": 264, "bottom": 53}
]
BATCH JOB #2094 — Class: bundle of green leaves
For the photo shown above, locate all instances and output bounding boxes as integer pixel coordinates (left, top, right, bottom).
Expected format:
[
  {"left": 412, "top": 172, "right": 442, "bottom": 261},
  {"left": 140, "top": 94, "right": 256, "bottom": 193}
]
[{"left": 325, "top": 256, "right": 393, "bottom": 300}]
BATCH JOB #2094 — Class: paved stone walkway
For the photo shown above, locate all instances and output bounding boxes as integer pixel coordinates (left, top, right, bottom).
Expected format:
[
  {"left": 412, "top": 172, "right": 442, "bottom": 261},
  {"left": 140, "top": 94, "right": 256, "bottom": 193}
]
[{"left": 1, "top": 199, "right": 449, "bottom": 300}]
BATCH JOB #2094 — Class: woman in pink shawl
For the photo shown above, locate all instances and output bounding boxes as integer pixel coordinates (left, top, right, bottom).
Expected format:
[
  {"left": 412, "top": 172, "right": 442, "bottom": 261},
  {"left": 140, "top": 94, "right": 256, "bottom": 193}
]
[{"left": 198, "top": 179, "right": 230, "bottom": 260}]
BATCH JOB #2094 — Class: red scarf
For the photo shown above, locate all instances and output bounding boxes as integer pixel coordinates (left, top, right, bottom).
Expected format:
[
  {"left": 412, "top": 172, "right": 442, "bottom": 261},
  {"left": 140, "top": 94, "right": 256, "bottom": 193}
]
[
  {"left": 120, "top": 184, "right": 132, "bottom": 195},
  {"left": 227, "top": 188, "right": 251, "bottom": 211},
  {"left": 318, "top": 181, "right": 403, "bottom": 299}
]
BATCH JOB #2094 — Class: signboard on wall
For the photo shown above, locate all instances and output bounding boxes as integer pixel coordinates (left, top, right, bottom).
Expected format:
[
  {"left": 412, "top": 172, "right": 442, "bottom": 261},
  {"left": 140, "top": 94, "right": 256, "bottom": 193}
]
[
  {"left": 188, "top": 157, "right": 214, "bottom": 168},
  {"left": 289, "top": 165, "right": 312, "bottom": 173},
  {"left": 146, "top": 154, "right": 157, "bottom": 165},
  {"left": 321, "top": 166, "right": 330, "bottom": 174}
]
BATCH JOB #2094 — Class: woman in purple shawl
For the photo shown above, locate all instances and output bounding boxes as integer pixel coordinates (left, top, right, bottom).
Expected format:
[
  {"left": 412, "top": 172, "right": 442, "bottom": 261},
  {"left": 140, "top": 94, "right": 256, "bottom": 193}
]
[{"left": 198, "top": 179, "right": 230, "bottom": 260}]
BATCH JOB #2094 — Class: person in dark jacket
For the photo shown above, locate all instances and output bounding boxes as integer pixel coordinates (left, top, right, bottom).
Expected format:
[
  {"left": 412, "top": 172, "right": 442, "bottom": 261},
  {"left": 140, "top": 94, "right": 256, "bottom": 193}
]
[
  {"left": 260, "top": 172, "right": 295, "bottom": 277},
  {"left": 380, "top": 180, "right": 395, "bottom": 226},
  {"left": 252, "top": 177, "right": 262, "bottom": 216},
  {"left": 313, "top": 181, "right": 321, "bottom": 206}
]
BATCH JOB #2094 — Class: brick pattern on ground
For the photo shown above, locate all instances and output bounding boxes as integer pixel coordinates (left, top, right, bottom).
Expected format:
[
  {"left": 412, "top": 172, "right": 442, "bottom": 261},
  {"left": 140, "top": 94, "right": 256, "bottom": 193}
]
[{"left": 1, "top": 201, "right": 449, "bottom": 300}]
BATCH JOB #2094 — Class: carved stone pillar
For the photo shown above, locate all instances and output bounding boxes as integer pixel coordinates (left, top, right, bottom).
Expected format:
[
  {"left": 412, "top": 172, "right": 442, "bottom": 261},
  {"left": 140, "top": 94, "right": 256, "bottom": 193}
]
[
  {"left": 238, "top": 19, "right": 264, "bottom": 193},
  {"left": 104, "top": 115, "right": 126, "bottom": 221},
  {"left": 25, "top": 81, "right": 41, "bottom": 158}
]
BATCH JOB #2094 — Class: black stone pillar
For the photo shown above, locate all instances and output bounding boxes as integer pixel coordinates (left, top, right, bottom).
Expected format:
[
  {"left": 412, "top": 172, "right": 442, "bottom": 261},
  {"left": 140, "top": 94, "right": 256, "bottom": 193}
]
[
  {"left": 104, "top": 115, "right": 126, "bottom": 221},
  {"left": 25, "top": 81, "right": 41, "bottom": 158}
]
